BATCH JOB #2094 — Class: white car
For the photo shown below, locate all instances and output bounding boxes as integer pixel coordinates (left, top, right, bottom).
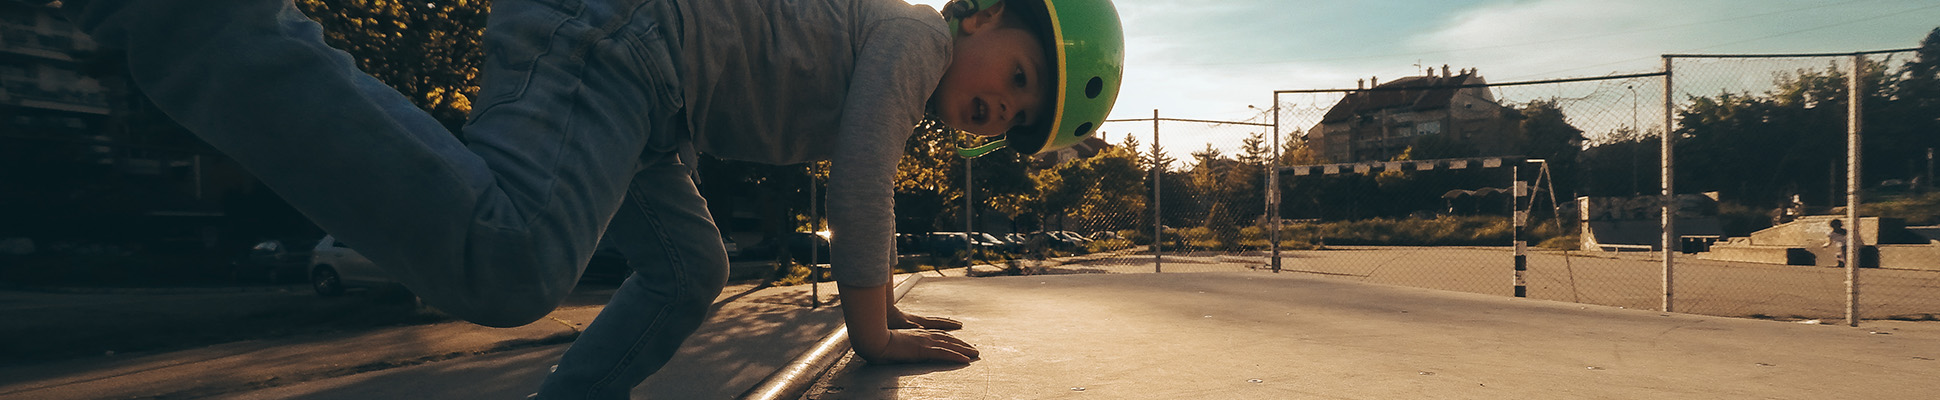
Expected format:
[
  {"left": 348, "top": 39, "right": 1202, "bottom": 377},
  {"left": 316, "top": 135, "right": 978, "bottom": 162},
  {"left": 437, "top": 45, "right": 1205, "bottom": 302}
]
[{"left": 308, "top": 235, "right": 399, "bottom": 296}]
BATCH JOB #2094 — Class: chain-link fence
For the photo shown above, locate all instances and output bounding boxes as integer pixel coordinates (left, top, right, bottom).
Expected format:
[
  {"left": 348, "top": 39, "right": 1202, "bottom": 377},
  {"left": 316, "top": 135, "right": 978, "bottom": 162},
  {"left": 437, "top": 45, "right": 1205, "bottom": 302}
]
[
  {"left": 1663, "top": 49, "right": 1939, "bottom": 323},
  {"left": 867, "top": 50, "right": 1937, "bottom": 325},
  {"left": 930, "top": 113, "right": 1293, "bottom": 276},
  {"left": 938, "top": 53, "right": 1940, "bottom": 325},
  {"left": 1254, "top": 70, "right": 1674, "bottom": 309}
]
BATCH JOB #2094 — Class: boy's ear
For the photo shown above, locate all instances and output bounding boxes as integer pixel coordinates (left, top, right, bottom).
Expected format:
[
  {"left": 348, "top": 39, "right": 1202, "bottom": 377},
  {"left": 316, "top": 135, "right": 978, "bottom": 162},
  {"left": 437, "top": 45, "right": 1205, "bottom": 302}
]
[{"left": 958, "top": 1, "right": 1008, "bottom": 35}]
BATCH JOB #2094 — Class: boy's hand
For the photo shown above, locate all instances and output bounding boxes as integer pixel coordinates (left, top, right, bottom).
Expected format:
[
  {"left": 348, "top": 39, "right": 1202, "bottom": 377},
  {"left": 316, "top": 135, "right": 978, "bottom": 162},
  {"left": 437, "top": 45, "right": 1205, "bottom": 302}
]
[
  {"left": 889, "top": 304, "right": 964, "bottom": 330},
  {"left": 843, "top": 282, "right": 978, "bottom": 365},
  {"left": 856, "top": 328, "right": 979, "bottom": 364}
]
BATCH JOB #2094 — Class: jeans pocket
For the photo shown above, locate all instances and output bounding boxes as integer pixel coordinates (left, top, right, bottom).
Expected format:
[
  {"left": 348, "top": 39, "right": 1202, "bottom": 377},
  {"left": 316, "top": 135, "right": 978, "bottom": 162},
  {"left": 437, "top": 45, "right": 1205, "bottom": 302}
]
[
  {"left": 615, "top": 24, "right": 687, "bottom": 153},
  {"left": 470, "top": 0, "right": 584, "bottom": 116}
]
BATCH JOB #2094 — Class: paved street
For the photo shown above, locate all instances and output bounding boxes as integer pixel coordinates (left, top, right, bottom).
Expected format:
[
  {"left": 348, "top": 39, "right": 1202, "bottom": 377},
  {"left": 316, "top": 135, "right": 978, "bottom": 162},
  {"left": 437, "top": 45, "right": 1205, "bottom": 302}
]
[
  {"left": 810, "top": 272, "right": 1940, "bottom": 400},
  {"left": 6, "top": 247, "right": 1939, "bottom": 399},
  {"left": 1052, "top": 246, "right": 1940, "bottom": 320},
  {"left": 0, "top": 278, "right": 845, "bottom": 400}
]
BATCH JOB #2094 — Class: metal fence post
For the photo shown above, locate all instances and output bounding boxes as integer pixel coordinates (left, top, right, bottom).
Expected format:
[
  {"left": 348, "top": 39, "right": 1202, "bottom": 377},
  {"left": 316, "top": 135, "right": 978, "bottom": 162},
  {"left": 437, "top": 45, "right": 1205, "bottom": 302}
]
[
  {"left": 1846, "top": 53, "right": 1864, "bottom": 327},
  {"left": 1513, "top": 163, "right": 1528, "bottom": 298},
  {"left": 1153, "top": 109, "right": 1163, "bottom": 274},
  {"left": 810, "top": 164, "right": 821, "bottom": 308},
  {"left": 965, "top": 154, "right": 975, "bottom": 268},
  {"left": 1269, "top": 99, "right": 1282, "bottom": 273},
  {"left": 1661, "top": 55, "right": 1677, "bottom": 313}
]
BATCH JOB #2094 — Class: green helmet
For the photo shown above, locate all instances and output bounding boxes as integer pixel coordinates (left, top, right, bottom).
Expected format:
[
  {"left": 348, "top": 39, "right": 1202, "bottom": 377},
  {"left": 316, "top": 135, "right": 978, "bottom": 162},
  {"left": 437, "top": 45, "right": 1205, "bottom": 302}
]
[{"left": 945, "top": 0, "right": 1125, "bottom": 158}]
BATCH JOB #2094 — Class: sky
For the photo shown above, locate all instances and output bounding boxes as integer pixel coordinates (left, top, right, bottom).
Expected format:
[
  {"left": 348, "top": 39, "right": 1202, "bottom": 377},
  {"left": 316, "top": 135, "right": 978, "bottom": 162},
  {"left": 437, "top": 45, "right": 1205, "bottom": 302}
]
[{"left": 906, "top": 0, "right": 1940, "bottom": 126}]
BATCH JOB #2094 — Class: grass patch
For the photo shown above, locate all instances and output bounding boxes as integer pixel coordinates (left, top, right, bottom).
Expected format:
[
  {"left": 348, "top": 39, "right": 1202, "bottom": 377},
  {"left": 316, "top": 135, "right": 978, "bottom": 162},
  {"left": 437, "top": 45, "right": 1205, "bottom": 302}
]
[{"left": 1867, "top": 191, "right": 1940, "bottom": 226}]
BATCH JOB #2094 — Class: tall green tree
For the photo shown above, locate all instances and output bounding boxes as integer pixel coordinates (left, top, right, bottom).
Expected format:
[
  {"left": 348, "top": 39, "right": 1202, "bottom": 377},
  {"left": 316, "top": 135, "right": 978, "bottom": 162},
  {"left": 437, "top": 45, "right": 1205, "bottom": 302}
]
[
  {"left": 297, "top": 0, "right": 488, "bottom": 131},
  {"left": 1031, "top": 144, "right": 1146, "bottom": 232}
]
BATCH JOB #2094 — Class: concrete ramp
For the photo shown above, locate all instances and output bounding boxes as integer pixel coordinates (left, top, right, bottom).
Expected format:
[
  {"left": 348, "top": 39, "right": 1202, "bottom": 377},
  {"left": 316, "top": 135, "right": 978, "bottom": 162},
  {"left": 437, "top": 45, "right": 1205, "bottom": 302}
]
[
  {"left": 1582, "top": 218, "right": 1722, "bottom": 251},
  {"left": 1699, "top": 217, "right": 1939, "bottom": 269},
  {"left": 806, "top": 273, "right": 1940, "bottom": 399}
]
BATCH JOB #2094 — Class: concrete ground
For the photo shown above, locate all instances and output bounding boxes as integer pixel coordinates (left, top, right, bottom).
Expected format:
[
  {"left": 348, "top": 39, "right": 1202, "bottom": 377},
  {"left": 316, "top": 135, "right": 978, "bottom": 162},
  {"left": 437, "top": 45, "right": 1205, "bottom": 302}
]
[
  {"left": 1046, "top": 246, "right": 1940, "bottom": 320},
  {"left": 809, "top": 272, "right": 1940, "bottom": 400},
  {"left": 0, "top": 278, "right": 848, "bottom": 400}
]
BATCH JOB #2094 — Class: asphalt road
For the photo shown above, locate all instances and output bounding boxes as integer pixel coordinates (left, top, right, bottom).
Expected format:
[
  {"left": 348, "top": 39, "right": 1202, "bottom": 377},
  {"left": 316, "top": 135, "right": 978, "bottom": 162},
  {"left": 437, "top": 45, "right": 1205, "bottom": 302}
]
[
  {"left": 809, "top": 272, "right": 1940, "bottom": 399},
  {"left": 1052, "top": 246, "right": 1940, "bottom": 320},
  {"left": 8, "top": 247, "right": 1937, "bottom": 398}
]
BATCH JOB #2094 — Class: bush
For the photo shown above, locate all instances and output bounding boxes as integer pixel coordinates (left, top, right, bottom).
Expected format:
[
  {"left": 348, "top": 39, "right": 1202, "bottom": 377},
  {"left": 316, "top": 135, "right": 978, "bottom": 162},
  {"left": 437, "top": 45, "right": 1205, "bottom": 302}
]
[
  {"left": 1111, "top": 215, "right": 1578, "bottom": 250},
  {"left": 1868, "top": 192, "right": 1940, "bottom": 226},
  {"left": 1297, "top": 216, "right": 1515, "bottom": 246},
  {"left": 1084, "top": 238, "right": 1134, "bottom": 253},
  {"left": 1537, "top": 233, "right": 1580, "bottom": 250}
]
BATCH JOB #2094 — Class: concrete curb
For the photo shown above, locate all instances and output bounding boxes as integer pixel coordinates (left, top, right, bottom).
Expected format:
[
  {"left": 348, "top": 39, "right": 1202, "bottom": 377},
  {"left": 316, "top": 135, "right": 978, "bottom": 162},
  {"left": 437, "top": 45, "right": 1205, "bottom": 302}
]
[{"left": 736, "top": 274, "right": 924, "bottom": 400}]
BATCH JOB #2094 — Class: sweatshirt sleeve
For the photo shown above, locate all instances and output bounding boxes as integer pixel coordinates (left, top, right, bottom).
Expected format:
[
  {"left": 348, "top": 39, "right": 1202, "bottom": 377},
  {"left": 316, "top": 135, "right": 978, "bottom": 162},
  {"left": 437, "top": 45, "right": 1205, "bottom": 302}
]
[{"left": 825, "top": 18, "right": 951, "bottom": 287}]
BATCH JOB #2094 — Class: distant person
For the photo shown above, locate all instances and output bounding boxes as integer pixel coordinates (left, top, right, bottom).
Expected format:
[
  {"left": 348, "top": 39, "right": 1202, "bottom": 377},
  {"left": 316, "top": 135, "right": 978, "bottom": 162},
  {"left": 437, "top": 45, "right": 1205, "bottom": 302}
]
[
  {"left": 1824, "top": 219, "right": 1850, "bottom": 268},
  {"left": 1775, "top": 194, "right": 1805, "bottom": 225}
]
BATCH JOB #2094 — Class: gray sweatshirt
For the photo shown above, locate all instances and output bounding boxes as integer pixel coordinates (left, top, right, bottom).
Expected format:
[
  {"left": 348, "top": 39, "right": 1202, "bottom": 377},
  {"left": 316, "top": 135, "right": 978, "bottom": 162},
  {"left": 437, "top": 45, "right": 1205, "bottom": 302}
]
[{"left": 674, "top": 0, "right": 953, "bottom": 287}]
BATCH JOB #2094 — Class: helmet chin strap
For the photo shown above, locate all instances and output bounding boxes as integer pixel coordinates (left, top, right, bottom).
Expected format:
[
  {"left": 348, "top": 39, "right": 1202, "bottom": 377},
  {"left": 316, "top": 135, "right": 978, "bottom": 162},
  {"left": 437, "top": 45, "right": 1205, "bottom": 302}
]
[
  {"left": 956, "top": 139, "right": 1009, "bottom": 158},
  {"left": 944, "top": 0, "right": 995, "bottom": 34}
]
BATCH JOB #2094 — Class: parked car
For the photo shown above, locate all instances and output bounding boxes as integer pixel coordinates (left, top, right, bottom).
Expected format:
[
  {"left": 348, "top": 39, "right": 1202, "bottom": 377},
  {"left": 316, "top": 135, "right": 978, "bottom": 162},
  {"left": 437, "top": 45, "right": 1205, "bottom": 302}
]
[
  {"left": 308, "top": 235, "right": 404, "bottom": 297},
  {"left": 1053, "top": 231, "right": 1092, "bottom": 245},
  {"left": 743, "top": 232, "right": 832, "bottom": 264},
  {"left": 723, "top": 236, "right": 741, "bottom": 259},
  {"left": 1088, "top": 231, "right": 1124, "bottom": 241},
  {"left": 1004, "top": 233, "right": 1027, "bottom": 246},
  {"left": 924, "top": 232, "right": 999, "bottom": 255},
  {"left": 896, "top": 233, "right": 926, "bottom": 255},
  {"left": 972, "top": 232, "right": 1020, "bottom": 253},
  {"left": 1032, "top": 231, "right": 1085, "bottom": 251},
  {"left": 230, "top": 237, "right": 317, "bottom": 284}
]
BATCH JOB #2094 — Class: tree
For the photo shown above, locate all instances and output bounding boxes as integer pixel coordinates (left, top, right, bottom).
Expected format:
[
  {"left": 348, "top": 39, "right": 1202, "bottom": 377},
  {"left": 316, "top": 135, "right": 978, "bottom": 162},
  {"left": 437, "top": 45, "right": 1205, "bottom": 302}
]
[
  {"left": 296, "top": 0, "right": 488, "bottom": 132},
  {"left": 1514, "top": 100, "right": 1584, "bottom": 196},
  {"left": 1237, "top": 131, "right": 1269, "bottom": 165},
  {"left": 1031, "top": 144, "right": 1146, "bottom": 233}
]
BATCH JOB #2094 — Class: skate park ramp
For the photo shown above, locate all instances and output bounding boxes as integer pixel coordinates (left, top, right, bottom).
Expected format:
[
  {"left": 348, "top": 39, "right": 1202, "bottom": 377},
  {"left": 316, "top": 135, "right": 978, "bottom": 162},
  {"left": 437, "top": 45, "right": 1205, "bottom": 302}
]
[
  {"left": 1582, "top": 218, "right": 1721, "bottom": 251},
  {"left": 803, "top": 272, "right": 1940, "bottom": 399}
]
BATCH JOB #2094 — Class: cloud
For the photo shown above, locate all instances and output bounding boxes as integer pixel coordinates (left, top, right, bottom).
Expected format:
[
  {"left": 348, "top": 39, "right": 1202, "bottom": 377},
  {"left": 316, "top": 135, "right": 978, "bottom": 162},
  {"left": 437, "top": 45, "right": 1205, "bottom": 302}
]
[{"left": 1414, "top": 0, "right": 1940, "bottom": 80}]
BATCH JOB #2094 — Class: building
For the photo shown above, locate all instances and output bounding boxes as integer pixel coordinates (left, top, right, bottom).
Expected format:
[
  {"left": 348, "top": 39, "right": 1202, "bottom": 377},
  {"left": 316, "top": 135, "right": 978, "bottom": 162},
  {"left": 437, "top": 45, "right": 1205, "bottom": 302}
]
[
  {"left": 1308, "top": 66, "right": 1518, "bottom": 163},
  {"left": 2, "top": 1, "right": 108, "bottom": 129},
  {"left": 3, "top": 3, "right": 262, "bottom": 253}
]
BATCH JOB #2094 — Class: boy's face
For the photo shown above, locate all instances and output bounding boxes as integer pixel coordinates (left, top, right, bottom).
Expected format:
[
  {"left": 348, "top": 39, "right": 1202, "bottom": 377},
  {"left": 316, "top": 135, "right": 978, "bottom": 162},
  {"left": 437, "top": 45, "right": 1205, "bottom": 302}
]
[{"left": 932, "top": 4, "right": 1054, "bottom": 137}]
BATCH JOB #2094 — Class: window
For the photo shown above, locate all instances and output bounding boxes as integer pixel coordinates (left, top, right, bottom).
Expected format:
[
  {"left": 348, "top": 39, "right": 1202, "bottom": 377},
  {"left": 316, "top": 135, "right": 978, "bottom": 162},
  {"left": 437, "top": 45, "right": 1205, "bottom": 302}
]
[{"left": 1417, "top": 121, "right": 1442, "bottom": 136}]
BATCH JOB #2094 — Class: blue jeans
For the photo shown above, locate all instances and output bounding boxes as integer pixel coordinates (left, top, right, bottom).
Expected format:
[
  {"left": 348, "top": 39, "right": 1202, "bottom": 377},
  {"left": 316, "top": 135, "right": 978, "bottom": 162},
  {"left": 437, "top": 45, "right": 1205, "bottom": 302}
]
[{"left": 64, "top": 0, "right": 727, "bottom": 397}]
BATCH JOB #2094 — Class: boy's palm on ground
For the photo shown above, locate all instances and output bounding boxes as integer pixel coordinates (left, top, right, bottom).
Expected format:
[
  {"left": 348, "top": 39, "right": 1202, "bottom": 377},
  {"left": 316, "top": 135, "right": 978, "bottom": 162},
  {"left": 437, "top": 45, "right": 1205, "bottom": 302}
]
[{"left": 859, "top": 329, "right": 980, "bottom": 365}]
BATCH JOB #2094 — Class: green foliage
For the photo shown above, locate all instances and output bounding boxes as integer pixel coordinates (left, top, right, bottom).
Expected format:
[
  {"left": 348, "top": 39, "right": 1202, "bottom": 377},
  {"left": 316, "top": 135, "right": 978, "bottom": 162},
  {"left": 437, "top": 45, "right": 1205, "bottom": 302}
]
[
  {"left": 1295, "top": 216, "right": 1519, "bottom": 246},
  {"left": 1644, "top": 28, "right": 1940, "bottom": 209},
  {"left": 1715, "top": 201, "right": 1777, "bottom": 237},
  {"left": 1084, "top": 238, "right": 1135, "bottom": 253},
  {"left": 1032, "top": 142, "right": 1147, "bottom": 232},
  {"left": 1537, "top": 234, "right": 1580, "bottom": 250},
  {"left": 297, "top": 0, "right": 488, "bottom": 130},
  {"left": 1866, "top": 192, "right": 1940, "bottom": 225}
]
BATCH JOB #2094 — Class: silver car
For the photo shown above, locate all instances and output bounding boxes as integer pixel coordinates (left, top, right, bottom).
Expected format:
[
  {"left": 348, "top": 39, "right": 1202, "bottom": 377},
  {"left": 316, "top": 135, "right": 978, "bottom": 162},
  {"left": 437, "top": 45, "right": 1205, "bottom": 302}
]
[{"left": 308, "top": 235, "right": 398, "bottom": 296}]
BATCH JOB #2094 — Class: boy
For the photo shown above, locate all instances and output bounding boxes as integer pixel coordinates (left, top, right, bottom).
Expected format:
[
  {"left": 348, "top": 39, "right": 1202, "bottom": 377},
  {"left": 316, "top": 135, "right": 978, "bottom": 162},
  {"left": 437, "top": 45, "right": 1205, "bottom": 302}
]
[{"left": 43, "top": 0, "right": 1121, "bottom": 397}]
